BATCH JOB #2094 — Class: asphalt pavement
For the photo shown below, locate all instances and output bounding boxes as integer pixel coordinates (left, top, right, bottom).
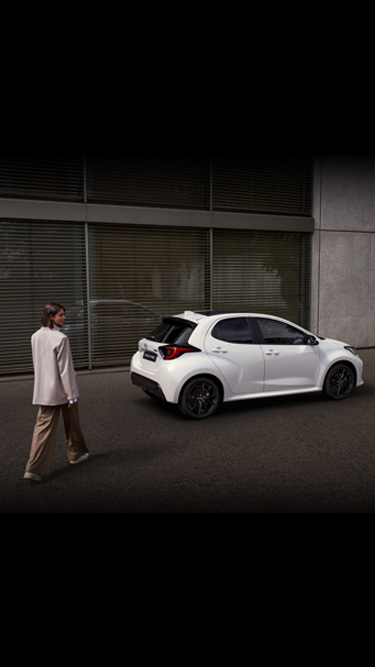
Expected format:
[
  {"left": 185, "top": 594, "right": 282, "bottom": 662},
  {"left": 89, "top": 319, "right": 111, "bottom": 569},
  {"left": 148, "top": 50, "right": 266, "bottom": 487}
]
[{"left": 2, "top": 349, "right": 375, "bottom": 513}]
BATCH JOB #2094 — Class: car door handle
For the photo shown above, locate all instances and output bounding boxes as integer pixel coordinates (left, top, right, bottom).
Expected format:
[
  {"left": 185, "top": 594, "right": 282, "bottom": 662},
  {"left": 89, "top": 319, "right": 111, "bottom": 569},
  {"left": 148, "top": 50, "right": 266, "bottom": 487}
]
[
  {"left": 212, "top": 348, "right": 228, "bottom": 354},
  {"left": 265, "top": 350, "right": 279, "bottom": 356}
]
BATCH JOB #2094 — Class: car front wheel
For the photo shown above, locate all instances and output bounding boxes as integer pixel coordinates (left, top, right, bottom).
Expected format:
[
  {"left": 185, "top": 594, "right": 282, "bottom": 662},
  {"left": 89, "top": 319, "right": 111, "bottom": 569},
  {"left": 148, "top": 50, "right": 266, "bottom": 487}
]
[
  {"left": 179, "top": 377, "right": 221, "bottom": 419},
  {"left": 324, "top": 364, "right": 355, "bottom": 400}
]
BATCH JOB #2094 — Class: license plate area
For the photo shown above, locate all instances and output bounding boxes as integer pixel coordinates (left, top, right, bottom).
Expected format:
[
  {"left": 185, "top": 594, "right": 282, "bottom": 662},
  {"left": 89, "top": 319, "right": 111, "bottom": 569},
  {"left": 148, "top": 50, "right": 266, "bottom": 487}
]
[{"left": 143, "top": 350, "right": 157, "bottom": 363}]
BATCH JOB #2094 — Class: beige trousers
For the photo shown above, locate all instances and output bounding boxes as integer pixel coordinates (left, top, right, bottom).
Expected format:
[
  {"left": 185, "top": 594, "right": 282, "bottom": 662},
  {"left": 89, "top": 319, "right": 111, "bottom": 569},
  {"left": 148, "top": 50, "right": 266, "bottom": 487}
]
[{"left": 25, "top": 403, "right": 89, "bottom": 476}]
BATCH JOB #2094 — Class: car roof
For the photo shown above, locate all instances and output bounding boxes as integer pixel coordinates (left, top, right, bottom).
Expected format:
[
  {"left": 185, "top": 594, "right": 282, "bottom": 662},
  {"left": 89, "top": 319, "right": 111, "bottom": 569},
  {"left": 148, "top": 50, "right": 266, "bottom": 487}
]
[
  {"left": 169, "top": 312, "right": 314, "bottom": 340},
  {"left": 174, "top": 311, "right": 287, "bottom": 324}
]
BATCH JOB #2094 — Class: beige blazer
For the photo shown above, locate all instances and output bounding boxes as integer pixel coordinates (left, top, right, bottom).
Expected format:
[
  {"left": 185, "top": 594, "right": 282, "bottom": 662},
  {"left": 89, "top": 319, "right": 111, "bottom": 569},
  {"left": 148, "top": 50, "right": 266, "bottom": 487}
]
[{"left": 31, "top": 327, "right": 80, "bottom": 406}]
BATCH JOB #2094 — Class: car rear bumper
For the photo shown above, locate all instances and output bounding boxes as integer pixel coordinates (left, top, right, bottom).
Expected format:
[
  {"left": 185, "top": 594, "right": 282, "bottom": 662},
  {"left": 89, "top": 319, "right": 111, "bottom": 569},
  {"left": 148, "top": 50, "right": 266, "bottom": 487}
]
[{"left": 131, "top": 372, "right": 166, "bottom": 400}]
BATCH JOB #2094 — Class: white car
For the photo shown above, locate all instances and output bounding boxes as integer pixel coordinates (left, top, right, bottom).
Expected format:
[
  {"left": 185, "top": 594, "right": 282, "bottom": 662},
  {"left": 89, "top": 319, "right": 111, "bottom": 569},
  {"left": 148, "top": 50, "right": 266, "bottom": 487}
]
[{"left": 131, "top": 311, "right": 364, "bottom": 419}]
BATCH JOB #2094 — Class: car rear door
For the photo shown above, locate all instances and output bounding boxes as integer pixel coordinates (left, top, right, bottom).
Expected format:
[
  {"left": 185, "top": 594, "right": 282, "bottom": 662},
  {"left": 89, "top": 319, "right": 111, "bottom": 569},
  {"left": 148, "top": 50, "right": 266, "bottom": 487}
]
[{"left": 204, "top": 317, "right": 265, "bottom": 395}]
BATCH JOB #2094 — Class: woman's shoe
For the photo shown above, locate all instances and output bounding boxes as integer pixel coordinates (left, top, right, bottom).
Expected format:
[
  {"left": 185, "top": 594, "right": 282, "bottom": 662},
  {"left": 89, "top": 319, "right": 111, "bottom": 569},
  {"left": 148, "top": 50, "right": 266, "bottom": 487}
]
[
  {"left": 24, "top": 472, "right": 42, "bottom": 482},
  {"left": 70, "top": 453, "right": 89, "bottom": 465}
]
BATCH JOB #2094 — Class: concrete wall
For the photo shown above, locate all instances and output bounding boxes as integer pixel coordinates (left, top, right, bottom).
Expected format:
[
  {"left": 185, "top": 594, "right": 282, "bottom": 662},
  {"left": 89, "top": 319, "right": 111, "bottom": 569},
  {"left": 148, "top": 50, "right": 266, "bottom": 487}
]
[{"left": 311, "top": 156, "right": 375, "bottom": 347}]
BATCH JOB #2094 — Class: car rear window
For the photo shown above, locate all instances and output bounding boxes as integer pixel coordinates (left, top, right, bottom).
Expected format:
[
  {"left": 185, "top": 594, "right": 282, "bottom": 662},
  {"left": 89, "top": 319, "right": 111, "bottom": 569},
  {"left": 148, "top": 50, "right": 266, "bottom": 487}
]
[{"left": 146, "top": 319, "right": 196, "bottom": 345}]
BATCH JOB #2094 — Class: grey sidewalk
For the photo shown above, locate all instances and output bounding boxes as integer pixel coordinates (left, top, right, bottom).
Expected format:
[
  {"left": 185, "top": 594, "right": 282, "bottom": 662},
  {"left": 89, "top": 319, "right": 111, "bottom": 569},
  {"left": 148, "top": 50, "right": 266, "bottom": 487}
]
[{"left": 1, "top": 350, "right": 375, "bottom": 513}]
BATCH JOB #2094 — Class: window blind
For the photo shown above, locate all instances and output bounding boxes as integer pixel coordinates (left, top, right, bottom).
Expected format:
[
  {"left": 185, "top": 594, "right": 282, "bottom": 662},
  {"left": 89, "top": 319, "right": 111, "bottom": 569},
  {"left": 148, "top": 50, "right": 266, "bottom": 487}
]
[
  {"left": 0, "top": 221, "right": 311, "bottom": 376},
  {"left": 212, "top": 229, "right": 311, "bottom": 328},
  {"left": 0, "top": 155, "right": 313, "bottom": 215},
  {"left": 86, "top": 156, "right": 210, "bottom": 209},
  {"left": 0, "top": 156, "right": 84, "bottom": 202},
  {"left": 0, "top": 220, "right": 88, "bottom": 375},
  {"left": 88, "top": 224, "right": 211, "bottom": 366},
  {"left": 212, "top": 155, "right": 313, "bottom": 215}
]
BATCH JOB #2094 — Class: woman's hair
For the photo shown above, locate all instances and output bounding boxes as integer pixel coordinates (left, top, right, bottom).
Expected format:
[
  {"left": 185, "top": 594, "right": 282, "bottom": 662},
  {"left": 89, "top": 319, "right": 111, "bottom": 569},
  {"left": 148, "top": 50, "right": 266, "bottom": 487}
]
[{"left": 40, "top": 303, "right": 65, "bottom": 328}]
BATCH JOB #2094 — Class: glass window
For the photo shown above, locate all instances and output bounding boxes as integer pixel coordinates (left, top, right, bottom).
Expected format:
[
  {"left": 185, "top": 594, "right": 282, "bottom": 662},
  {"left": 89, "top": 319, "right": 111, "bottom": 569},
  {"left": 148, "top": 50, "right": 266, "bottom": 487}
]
[
  {"left": 257, "top": 318, "right": 308, "bottom": 345},
  {"left": 147, "top": 320, "right": 195, "bottom": 345},
  {"left": 86, "top": 156, "right": 210, "bottom": 210},
  {"left": 88, "top": 224, "right": 209, "bottom": 366},
  {"left": 212, "top": 229, "right": 311, "bottom": 329},
  {"left": 0, "top": 220, "right": 87, "bottom": 375},
  {"left": 212, "top": 318, "right": 254, "bottom": 344},
  {"left": 212, "top": 156, "right": 313, "bottom": 216},
  {"left": 0, "top": 156, "right": 83, "bottom": 201}
]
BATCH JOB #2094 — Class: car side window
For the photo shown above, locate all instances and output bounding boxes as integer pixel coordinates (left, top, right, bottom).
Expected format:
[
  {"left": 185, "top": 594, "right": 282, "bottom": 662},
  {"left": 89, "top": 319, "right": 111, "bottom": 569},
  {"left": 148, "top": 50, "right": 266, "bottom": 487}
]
[
  {"left": 256, "top": 318, "right": 308, "bottom": 345},
  {"left": 212, "top": 318, "right": 254, "bottom": 344}
]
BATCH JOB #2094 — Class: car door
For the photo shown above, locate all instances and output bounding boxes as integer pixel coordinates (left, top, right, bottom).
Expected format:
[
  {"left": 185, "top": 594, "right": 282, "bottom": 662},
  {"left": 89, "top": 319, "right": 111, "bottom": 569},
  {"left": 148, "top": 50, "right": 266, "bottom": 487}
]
[
  {"left": 204, "top": 317, "right": 265, "bottom": 395},
  {"left": 255, "top": 317, "right": 320, "bottom": 391}
]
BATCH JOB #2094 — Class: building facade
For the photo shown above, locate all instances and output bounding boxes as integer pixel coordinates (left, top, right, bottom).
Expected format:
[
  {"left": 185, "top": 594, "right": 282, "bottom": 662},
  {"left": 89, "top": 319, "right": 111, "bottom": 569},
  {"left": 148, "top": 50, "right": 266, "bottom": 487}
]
[
  {"left": 311, "top": 155, "right": 375, "bottom": 348},
  {"left": 1, "top": 154, "right": 370, "bottom": 377}
]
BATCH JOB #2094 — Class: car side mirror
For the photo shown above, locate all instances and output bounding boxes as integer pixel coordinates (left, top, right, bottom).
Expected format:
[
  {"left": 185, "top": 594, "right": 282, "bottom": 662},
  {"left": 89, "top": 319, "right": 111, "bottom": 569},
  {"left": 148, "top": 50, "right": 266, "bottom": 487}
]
[{"left": 307, "top": 335, "right": 319, "bottom": 346}]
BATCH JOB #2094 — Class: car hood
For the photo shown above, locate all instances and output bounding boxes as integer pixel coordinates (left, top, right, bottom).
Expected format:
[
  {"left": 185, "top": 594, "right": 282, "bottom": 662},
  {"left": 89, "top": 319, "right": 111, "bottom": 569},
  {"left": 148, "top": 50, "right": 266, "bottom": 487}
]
[{"left": 320, "top": 336, "right": 350, "bottom": 348}]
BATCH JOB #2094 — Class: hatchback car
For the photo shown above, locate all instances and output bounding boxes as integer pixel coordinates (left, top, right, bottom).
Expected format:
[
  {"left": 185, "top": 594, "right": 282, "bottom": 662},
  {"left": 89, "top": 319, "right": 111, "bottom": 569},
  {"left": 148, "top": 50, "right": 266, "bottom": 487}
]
[{"left": 131, "top": 311, "right": 364, "bottom": 419}]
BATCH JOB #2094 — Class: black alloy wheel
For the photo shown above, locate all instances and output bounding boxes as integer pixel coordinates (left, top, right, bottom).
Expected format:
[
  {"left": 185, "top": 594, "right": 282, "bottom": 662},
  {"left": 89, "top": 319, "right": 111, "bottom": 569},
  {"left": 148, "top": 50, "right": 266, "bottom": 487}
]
[
  {"left": 324, "top": 364, "right": 355, "bottom": 400},
  {"left": 179, "top": 377, "right": 221, "bottom": 419}
]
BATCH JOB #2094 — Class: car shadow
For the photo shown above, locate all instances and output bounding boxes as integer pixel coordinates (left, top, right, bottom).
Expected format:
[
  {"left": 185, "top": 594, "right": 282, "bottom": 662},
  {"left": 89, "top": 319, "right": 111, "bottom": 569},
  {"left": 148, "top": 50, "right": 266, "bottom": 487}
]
[
  {"left": 219, "top": 382, "right": 372, "bottom": 416},
  {"left": 136, "top": 381, "right": 373, "bottom": 421}
]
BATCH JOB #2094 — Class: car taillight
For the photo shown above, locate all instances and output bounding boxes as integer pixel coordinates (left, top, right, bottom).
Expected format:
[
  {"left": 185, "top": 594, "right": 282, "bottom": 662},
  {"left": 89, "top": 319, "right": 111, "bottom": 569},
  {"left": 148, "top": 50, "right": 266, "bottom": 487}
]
[{"left": 160, "top": 345, "right": 201, "bottom": 360}]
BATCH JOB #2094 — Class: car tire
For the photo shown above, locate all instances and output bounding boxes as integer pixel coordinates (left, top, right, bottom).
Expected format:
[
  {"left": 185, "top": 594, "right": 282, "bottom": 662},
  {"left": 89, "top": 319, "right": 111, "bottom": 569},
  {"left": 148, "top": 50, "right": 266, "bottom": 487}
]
[
  {"left": 323, "top": 363, "right": 355, "bottom": 400},
  {"left": 179, "top": 376, "right": 221, "bottom": 420}
]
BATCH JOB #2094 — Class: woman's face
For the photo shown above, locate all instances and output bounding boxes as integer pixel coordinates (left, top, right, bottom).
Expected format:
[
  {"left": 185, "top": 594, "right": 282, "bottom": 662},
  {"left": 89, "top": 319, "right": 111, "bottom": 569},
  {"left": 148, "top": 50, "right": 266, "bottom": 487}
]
[{"left": 51, "top": 309, "right": 66, "bottom": 328}]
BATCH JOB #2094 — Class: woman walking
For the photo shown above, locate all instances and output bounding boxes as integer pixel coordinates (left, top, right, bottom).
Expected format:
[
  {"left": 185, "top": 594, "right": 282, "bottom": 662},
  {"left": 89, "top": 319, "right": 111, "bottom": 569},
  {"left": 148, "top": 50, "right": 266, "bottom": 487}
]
[{"left": 24, "top": 303, "right": 89, "bottom": 482}]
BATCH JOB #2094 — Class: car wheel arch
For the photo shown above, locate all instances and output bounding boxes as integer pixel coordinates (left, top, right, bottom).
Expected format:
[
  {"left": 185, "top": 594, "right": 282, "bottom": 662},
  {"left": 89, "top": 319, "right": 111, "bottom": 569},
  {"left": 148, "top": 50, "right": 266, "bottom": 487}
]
[
  {"left": 178, "top": 373, "right": 224, "bottom": 405},
  {"left": 323, "top": 360, "right": 357, "bottom": 400},
  {"left": 324, "top": 359, "right": 357, "bottom": 386}
]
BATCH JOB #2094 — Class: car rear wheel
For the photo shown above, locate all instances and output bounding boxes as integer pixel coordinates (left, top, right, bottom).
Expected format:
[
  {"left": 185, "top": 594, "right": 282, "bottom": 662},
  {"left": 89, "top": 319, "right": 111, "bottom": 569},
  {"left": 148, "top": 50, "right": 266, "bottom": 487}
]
[
  {"left": 324, "top": 363, "right": 355, "bottom": 400},
  {"left": 179, "top": 377, "right": 221, "bottom": 419}
]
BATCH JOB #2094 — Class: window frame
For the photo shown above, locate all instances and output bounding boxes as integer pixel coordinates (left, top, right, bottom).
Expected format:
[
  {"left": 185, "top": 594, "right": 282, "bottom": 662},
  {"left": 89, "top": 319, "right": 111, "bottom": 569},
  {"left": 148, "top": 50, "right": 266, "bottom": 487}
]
[
  {"left": 211, "top": 317, "right": 257, "bottom": 345},
  {"left": 253, "top": 317, "right": 310, "bottom": 346}
]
